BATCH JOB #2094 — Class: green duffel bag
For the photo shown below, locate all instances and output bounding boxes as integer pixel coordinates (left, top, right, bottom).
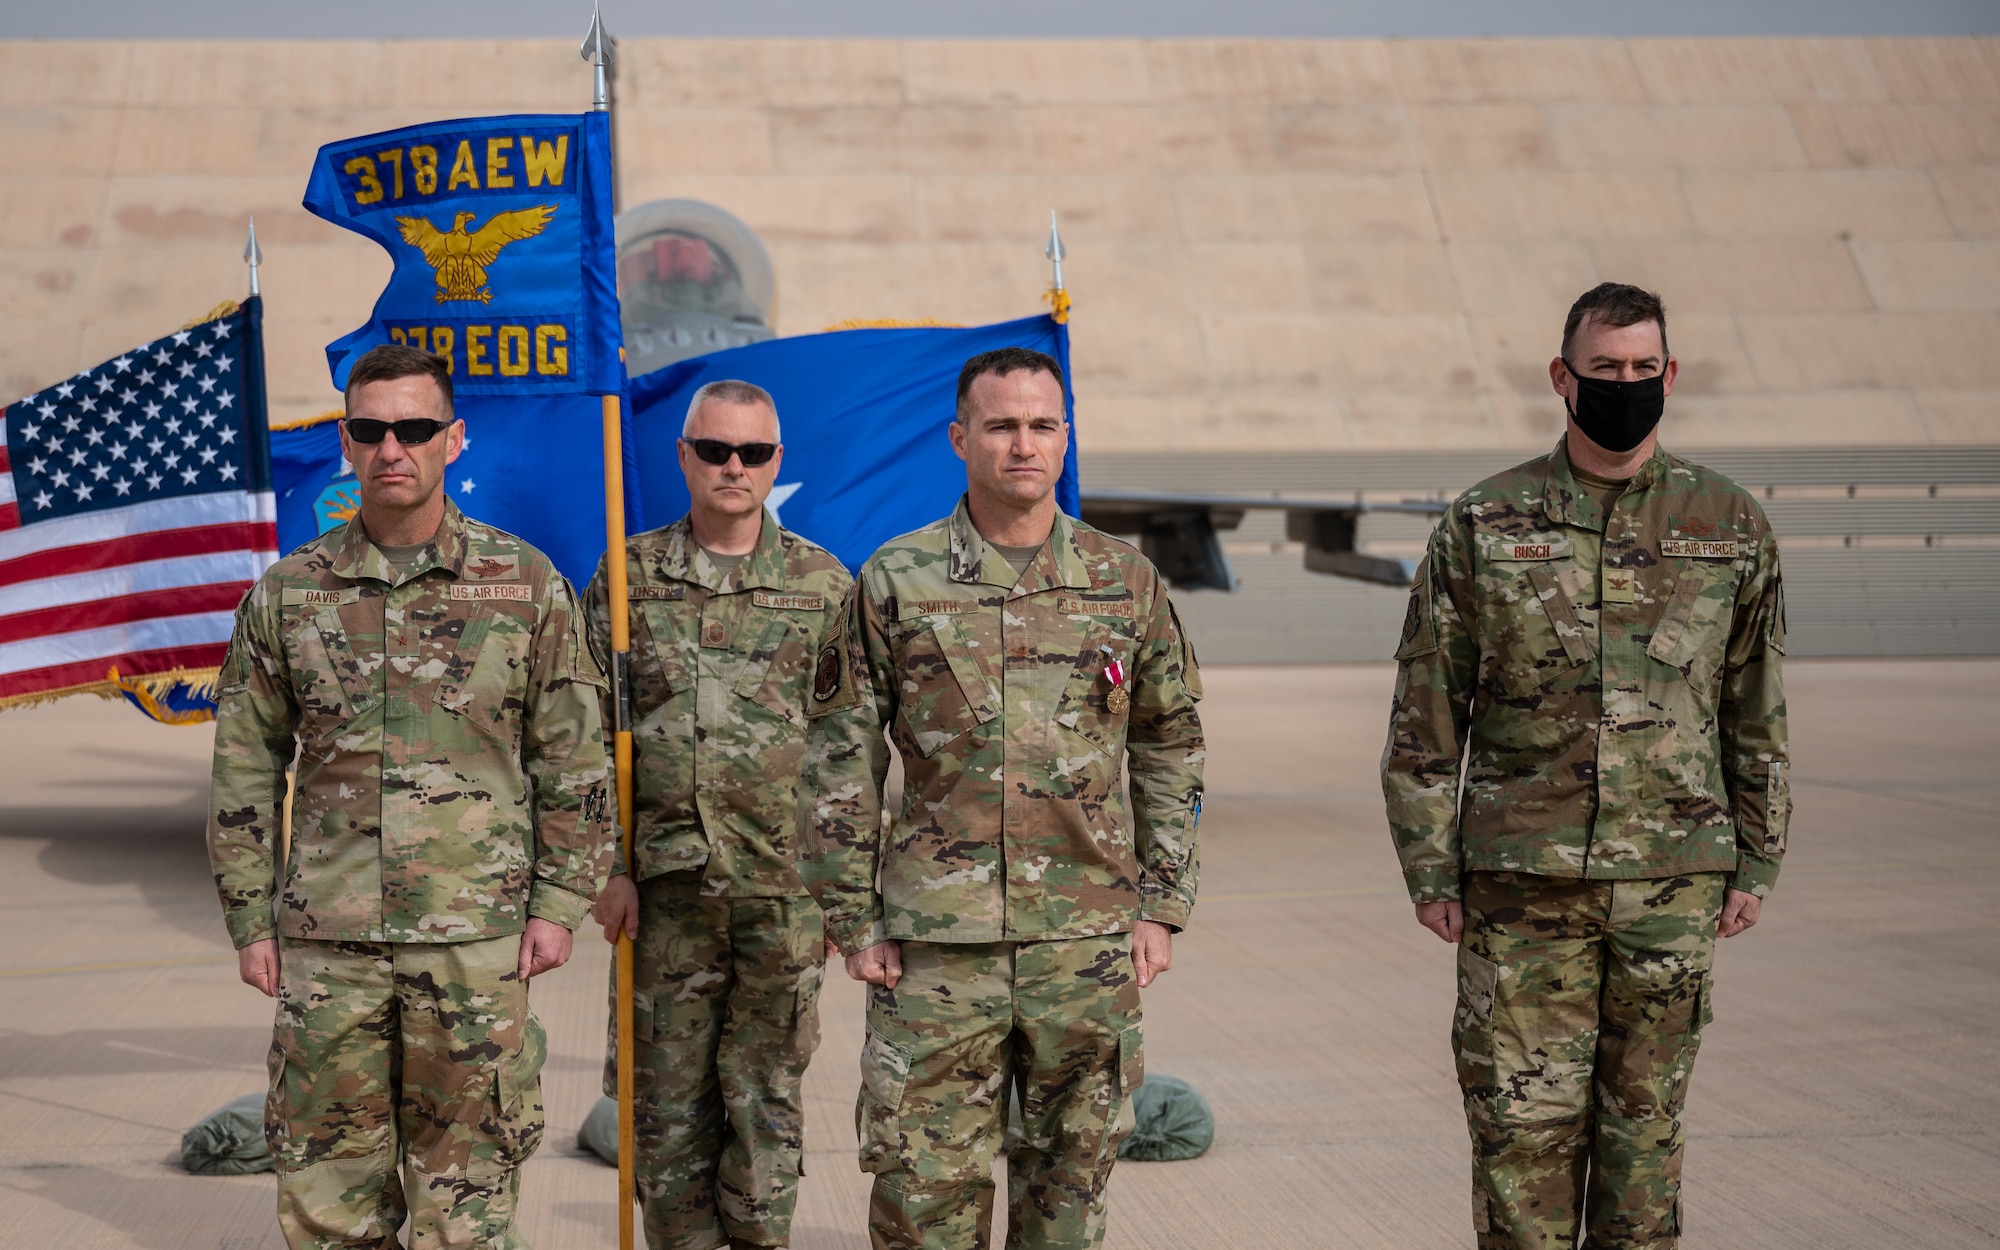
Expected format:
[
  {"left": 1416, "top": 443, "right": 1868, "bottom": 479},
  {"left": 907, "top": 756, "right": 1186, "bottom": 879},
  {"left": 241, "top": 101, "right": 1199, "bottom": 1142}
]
[
  {"left": 1118, "top": 1074, "right": 1214, "bottom": 1162},
  {"left": 180, "top": 1093, "right": 274, "bottom": 1176},
  {"left": 578, "top": 1095, "right": 620, "bottom": 1167}
]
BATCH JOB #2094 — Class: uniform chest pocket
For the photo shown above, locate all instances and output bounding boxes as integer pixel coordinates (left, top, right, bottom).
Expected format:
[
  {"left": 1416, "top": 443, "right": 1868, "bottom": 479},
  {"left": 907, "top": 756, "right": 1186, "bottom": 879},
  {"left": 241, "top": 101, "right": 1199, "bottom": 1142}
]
[
  {"left": 1646, "top": 565, "right": 1739, "bottom": 701},
  {"left": 1053, "top": 606, "right": 1141, "bottom": 753},
  {"left": 634, "top": 602, "right": 695, "bottom": 726},
  {"left": 287, "top": 606, "right": 378, "bottom": 730},
  {"left": 1486, "top": 565, "right": 1596, "bottom": 698},
  {"left": 732, "top": 613, "right": 809, "bottom": 723},
  {"left": 897, "top": 614, "right": 999, "bottom": 758},
  {"left": 435, "top": 605, "right": 536, "bottom": 742}
]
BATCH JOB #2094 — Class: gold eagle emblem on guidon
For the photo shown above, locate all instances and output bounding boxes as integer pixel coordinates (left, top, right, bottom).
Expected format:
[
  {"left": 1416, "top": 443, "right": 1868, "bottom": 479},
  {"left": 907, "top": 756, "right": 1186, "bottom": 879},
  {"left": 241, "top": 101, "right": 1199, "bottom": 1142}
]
[{"left": 395, "top": 206, "right": 556, "bottom": 305}]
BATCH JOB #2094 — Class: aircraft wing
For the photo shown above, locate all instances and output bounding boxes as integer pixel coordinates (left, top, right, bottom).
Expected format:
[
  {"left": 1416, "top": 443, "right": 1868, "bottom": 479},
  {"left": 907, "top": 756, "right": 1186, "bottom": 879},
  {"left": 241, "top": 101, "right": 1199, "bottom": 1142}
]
[{"left": 1077, "top": 489, "right": 1448, "bottom": 591}]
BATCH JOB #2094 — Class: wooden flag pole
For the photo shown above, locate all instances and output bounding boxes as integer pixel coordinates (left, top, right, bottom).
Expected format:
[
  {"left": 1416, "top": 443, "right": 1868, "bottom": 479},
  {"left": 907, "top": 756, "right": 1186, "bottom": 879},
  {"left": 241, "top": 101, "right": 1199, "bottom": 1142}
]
[
  {"left": 583, "top": 10, "right": 635, "bottom": 1248},
  {"left": 603, "top": 389, "right": 637, "bottom": 1250}
]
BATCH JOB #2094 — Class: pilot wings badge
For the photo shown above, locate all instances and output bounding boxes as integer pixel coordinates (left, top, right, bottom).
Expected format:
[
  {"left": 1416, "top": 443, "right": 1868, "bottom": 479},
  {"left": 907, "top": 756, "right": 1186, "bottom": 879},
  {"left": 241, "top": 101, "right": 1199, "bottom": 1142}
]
[{"left": 395, "top": 206, "right": 557, "bottom": 304}]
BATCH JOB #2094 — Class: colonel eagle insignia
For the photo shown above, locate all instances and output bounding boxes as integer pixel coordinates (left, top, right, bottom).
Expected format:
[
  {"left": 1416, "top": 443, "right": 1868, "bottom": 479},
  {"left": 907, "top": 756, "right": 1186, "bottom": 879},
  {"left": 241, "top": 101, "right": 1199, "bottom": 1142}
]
[{"left": 395, "top": 206, "right": 556, "bottom": 305}]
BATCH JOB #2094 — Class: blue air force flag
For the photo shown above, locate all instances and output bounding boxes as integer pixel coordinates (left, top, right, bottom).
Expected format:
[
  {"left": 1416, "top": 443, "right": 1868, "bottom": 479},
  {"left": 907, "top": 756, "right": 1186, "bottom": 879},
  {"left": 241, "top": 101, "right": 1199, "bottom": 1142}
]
[
  {"left": 291, "top": 113, "right": 626, "bottom": 583},
  {"left": 626, "top": 315, "right": 1080, "bottom": 573}
]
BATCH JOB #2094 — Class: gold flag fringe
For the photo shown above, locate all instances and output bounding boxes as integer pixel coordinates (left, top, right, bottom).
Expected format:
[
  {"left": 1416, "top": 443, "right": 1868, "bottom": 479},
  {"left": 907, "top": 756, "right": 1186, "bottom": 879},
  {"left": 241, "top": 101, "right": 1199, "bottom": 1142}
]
[
  {"left": 270, "top": 407, "right": 345, "bottom": 432},
  {"left": 1043, "top": 287, "right": 1071, "bottom": 326},
  {"left": 819, "top": 317, "right": 966, "bottom": 332},
  {"left": 0, "top": 665, "right": 221, "bottom": 722},
  {"left": 183, "top": 300, "right": 241, "bottom": 330}
]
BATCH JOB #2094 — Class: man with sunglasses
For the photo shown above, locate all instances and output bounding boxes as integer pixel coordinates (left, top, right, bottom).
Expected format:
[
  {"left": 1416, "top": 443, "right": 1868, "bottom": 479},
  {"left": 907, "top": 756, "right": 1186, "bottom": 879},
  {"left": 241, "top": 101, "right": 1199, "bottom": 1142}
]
[
  {"left": 803, "top": 347, "right": 1206, "bottom": 1249},
  {"left": 1382, "top": 283, "right": 1789, "bottom": 1249},
  {"left": 583, "top": 379, "right": 851, "bottom": 1250},
  {"left": 207, "top": 343, "right": 613, "bottom": 1249}
]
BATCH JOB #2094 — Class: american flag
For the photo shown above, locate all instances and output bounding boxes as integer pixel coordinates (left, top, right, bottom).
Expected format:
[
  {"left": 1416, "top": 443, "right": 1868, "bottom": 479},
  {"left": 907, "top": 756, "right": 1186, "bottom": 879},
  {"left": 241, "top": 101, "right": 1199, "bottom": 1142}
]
[{"left": 0, "top": 297, "right": 276, "bottom": 716}]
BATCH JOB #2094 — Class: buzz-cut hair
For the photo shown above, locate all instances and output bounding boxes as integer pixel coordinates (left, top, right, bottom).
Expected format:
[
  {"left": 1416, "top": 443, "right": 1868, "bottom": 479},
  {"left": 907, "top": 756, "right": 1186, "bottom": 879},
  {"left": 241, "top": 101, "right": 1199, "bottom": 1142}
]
[
  {"left": 954, "top": 347, "right": 1064, "bottom": 423},
  {"left": 1562, "top": 282, "right": 1669, "bottom": 361},
  {"left": 684, "top": 379, "right": 780, "bottom": 440},
  {"left": 344, "top": 343, "right": 454, "bottom": 420}
]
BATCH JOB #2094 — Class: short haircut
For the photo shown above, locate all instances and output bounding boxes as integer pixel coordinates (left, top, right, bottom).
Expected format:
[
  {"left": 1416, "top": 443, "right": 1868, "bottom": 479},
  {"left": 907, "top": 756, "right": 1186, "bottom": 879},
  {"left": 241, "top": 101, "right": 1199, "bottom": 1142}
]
[
  {"left": 344, "top": 343, "right": 454, "bottom": 420},
  {"left": 955, "top": 347, "right": 1064, "bottom": 423},
  {"left": 684, "top": 379, "right": 780, "bottom": 440},
  {"left": 1562, "top": 282, "right": 1669, "bottom": 361}
]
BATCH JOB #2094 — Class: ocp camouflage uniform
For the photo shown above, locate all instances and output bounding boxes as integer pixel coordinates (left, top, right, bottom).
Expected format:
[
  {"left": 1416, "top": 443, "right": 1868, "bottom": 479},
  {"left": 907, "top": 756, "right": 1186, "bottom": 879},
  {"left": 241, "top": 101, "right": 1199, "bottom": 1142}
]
[
  {"left": 208, "top": 501, "right": 613, "bottom": 1250},
  {"left": 804, "top": 498, "right": 1205, "bottom": 1250},
  {"left": 1382, "top": 441, "right": 1790, "bottom": 1249},
  {"left": 583, "top": 512, "right": 851, "bottom": 1250}
]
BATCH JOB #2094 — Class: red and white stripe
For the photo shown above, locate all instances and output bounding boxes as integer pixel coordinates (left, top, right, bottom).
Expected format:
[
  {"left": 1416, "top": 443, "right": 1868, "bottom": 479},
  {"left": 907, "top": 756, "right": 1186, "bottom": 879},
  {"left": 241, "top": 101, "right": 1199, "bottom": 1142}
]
[{"left": 0, "top": 411, "right": 277, "bottom": 703}]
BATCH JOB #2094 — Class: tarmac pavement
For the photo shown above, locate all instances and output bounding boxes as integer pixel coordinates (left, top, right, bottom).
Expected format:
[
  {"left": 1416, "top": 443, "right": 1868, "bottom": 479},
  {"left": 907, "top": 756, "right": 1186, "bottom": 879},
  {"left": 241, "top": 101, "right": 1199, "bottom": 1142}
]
[{"left": 1, "top": 660, "right": 1994, "bottom": 1248}]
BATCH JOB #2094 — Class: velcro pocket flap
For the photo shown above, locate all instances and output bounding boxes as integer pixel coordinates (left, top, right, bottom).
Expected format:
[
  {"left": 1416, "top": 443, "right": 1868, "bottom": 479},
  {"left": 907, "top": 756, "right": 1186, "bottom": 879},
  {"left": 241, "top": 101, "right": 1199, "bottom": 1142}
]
[
  {"left": 1525, "top": 566, "right": 1597, "bottom": 667},
  {"left": 499, "top": 1014, "right": 548, "bottom": 1114},
  {"left": 1118, "top": 1024, "right": 1145, "bottom": 1097}
]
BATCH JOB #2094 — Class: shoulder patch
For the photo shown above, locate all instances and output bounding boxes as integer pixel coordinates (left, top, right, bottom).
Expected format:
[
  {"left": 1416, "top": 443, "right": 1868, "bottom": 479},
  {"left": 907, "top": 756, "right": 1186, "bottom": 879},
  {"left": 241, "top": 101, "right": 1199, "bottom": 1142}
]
[
  {"left": 813, "top": 643, "right": 843, "bottom": 702},
  {"left": 1394, "top": 557, "right": 1440, "bottom": 661}
]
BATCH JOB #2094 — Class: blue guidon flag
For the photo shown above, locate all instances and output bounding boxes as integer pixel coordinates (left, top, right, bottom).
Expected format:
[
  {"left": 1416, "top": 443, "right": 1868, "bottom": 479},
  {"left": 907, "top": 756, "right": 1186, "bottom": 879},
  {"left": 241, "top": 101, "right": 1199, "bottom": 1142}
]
[
  {"left": 0, "top": 299, "right": 276, "bottom": 720},
  {"left": 295, "top": 112, "right": 625, "bottom": 581}
]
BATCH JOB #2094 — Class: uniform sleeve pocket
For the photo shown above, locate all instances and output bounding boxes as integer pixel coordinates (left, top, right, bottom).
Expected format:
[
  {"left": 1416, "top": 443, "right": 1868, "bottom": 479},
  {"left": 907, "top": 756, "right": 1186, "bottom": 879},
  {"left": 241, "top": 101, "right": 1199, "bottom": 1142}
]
[{"left": 1763, "top": 760, "right": 1790, "bottom": 854}]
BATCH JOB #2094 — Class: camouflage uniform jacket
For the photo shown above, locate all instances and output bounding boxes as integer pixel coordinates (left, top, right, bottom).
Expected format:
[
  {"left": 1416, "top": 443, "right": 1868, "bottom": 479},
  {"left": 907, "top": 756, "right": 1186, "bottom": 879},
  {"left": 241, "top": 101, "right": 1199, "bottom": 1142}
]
[
  {"left": 207, "top": 500, "right": 613, "bottom": 949},
  {"left": 1382, "top": 440, "right": 1790, "bottom": 905},
  {"left": 582, "top": 511, "right": 852, "bottom": 895},
  {"left": 802, "top": 498, "right": 1206, "bottom": 957}
]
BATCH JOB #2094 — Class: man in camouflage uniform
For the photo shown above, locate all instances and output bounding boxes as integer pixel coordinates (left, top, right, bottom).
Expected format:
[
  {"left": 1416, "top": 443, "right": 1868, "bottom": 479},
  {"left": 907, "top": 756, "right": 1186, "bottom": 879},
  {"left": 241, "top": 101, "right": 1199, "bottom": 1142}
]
[
  {"left": 1381, "top": 284, "right": 1789, "bottom": 1249},
  {"left": 585, "top": 380, "right": 852, "bottom": 1250},
  {"left": 804, "top": 347, "right": 1206, "bottom": 1250},
  {"left": 208, "top": 344, "right": 613, "bottom": 1250}
]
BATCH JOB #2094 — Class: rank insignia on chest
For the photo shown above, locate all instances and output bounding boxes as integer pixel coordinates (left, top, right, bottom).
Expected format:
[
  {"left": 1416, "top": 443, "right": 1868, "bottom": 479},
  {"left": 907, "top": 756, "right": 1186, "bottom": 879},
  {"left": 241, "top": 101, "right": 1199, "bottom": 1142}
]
[{"left": 1602, "top": 567, "right": 1638, "bottom": 604}]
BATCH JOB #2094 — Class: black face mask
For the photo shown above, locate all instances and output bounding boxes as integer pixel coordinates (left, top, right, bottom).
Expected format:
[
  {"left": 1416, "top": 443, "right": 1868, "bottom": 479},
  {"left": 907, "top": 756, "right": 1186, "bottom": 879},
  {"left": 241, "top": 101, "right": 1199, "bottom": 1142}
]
[{"left": 1562, "top": 361, "right": 1665, "bottom": 454}]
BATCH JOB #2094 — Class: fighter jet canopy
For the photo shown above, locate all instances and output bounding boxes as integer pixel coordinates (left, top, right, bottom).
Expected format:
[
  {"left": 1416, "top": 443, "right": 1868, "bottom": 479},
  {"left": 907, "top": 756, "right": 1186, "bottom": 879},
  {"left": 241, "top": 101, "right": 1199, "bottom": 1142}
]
[{"left": 614, "top": 198, "right": 775, "bottom": 375}]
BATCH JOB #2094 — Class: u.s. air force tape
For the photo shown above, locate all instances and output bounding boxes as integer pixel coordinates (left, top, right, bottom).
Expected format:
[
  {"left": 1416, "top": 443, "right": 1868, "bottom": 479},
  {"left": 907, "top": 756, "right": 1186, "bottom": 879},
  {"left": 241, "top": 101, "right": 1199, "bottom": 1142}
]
[{"left": 449, "top": 583, "right": 534, "bottom": 601}]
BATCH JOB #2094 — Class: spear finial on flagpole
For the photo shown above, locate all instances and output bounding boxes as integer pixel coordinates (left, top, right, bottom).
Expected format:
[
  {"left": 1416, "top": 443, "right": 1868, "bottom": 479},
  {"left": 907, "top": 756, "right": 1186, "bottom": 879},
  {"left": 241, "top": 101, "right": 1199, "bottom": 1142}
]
[
  {"left": 244, "top": 216, "right": 263, "bottom": 298},
  {"left": 582, "top": 3, "right": 615, "bottom": 113},
  {"left": 1043, "top": 210, "right": 1070, "bottom": 325}
]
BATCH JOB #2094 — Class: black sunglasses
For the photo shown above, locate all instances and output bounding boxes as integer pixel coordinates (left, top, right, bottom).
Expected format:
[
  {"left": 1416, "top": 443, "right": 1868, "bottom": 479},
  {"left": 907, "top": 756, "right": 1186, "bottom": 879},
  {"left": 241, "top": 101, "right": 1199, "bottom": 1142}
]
[
  {"left": 345, "top": 417, "right": 449, "bottom": 445},
  {"left": 687, "top": 438, "right": 778, "bottom": 467}
]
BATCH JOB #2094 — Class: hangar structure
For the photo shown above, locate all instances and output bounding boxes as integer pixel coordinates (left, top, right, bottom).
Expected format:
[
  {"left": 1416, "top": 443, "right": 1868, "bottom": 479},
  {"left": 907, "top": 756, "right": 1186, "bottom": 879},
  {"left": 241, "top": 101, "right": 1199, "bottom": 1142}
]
[{"left": 2, "top": 36, "right": 1996, "bottom": 658}]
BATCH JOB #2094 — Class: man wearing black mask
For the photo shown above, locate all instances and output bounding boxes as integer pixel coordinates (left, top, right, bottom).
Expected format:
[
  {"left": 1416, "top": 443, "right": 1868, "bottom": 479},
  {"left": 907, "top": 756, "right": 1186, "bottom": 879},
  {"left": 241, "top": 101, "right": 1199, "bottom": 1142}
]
[{"left": 1381, "top": 282, "right": 1790, "bottom": 1249}]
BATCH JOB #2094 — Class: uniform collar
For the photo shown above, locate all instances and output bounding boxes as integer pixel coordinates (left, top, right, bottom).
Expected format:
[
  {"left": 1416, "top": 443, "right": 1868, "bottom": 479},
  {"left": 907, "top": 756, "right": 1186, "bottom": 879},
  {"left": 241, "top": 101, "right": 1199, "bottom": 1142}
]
[
  {"left": 946, "top": 495, "right": 1093, "bottom": 593},
  {"left": 653, "top": 510, "right": 786, "bottom": 594},
  {"left": 330, "top": 498, "right": 469, "bottom": 586},
  {"left": 1541, "top": 438, "right": 1670, "bottom": 532}
]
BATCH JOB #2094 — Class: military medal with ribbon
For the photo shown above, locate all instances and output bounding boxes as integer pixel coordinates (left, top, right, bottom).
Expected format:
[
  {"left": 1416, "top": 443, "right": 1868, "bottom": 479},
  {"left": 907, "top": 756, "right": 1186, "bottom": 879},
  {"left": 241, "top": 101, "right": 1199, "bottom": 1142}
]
[{"left": 1099, "top": 645, "right": 1130, "bottom": 716}]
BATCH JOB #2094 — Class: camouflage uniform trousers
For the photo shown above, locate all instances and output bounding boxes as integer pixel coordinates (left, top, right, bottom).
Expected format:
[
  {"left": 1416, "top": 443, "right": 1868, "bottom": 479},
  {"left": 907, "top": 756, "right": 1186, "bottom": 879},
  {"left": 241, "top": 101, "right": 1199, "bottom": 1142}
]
[
  {"left": 1455, "top": 871, "right": 1726, "bottom": 1250},
  {"left": 857, "top": 934, "right": 1145, "bottom": 1250},
  {"left": 606, "top": 872, "right": 825, "bottom": 1250},
  {"left": 267, "top": 934, "right": 547, "bottom": 1250}
]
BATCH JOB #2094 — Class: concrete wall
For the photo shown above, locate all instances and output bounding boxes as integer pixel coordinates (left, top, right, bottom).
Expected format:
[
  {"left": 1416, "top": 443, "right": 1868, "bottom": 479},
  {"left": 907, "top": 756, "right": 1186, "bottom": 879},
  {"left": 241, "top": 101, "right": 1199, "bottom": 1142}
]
[{"left": 2, "top": 37, "right": 1997, "bottom": 448}]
